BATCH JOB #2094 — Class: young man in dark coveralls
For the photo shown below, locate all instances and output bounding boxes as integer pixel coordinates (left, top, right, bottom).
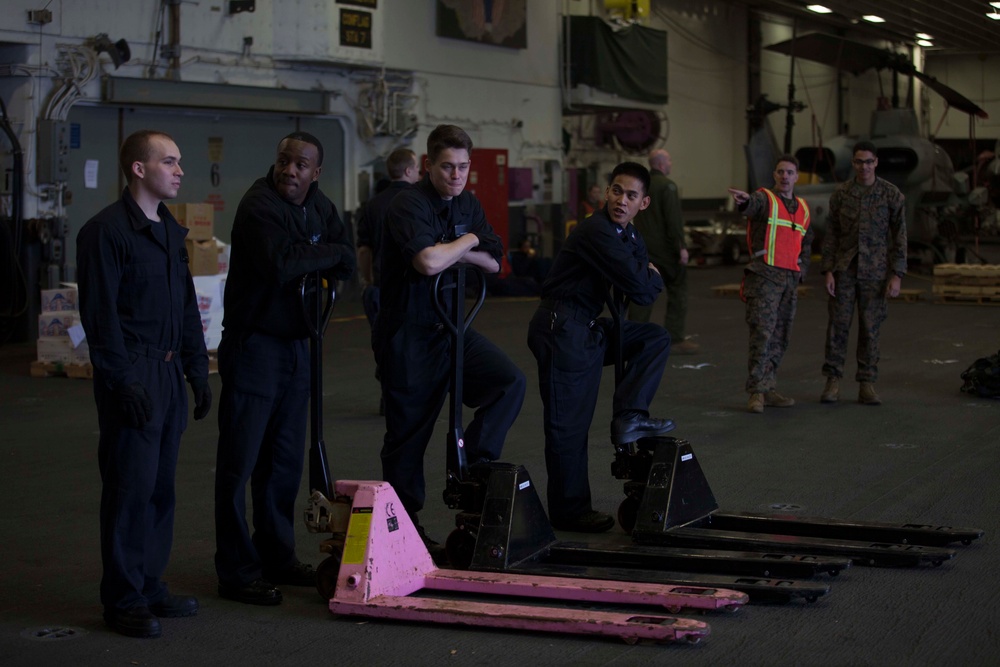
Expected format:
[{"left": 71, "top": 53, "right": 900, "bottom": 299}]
[
  {"left": 356, "top": 148, "right": 420, "bottom": 414},
  {"left": 78, "top": 130, "right": 212, "bottom": 638},
  {"left": 729, "top": 155, "right": 813, "bottom": 413},
  {"left": 527, "top": 162, "right": 674, "bottom": 533},
  {"left": 356, "top": 147, "right": 420, "bottom": 326},
  {"left": 215, "top": 132, "right": 355, "bottom": 605},
  {"left": 820, "top": 140, "right": 906, "bottom": 405},
  {"left": 376, "top": 124, "right": 526, "bottom": 556}
]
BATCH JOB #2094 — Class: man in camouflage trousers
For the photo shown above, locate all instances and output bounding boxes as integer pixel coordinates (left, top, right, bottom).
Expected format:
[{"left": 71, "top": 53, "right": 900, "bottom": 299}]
[
  {"left": 820, "top": 140, "right": 906, "bottom": 405},
  {"left": 729, "top": 155, "right": 812, "bottom": 413}
]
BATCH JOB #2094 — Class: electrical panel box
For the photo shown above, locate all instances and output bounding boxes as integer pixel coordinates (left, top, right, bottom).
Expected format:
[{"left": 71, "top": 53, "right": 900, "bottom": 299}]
[{"left": 37, "top": 120, "right": 70, "bottom": 184}]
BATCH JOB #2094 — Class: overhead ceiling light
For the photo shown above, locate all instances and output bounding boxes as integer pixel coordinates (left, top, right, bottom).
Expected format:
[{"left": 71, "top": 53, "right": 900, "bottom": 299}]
[
  {"left": 862, "top": 15, "right": 885, "bottom": 23},
  {"left": 916, "top": 39, "right": 933, "bottom": 47},
  {"left": 991, "top": 2, "right": 1000, "bottom": 8},
  {"left": 916, "top": 33, "right": 932, "bottom": 40},
  {"left": 989, "top": 11, "right": 1000, "bottom": 20},
  {"left": 806, "top": 4, "right": 832, "bottom": 13}
]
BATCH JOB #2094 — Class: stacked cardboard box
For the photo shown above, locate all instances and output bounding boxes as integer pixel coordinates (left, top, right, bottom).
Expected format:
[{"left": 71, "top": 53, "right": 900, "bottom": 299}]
[
  {"left": 169, "top": 202, "right": 224, "bottom": 276},
  {"left": 932, "top": 264, "right": 1000, "bottom": 303},
  {"left": 37, "top": 287, "right": 89, "bottom": 365},
  {"left": 193, "top": 274, "right": 226, "bottom": 351}
]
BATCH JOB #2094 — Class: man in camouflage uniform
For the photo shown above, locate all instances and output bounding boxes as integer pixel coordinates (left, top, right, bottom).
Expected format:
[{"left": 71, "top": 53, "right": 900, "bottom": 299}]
[
  {"left": 729, "top": 155, "right": 812, "bottom": 413},
  {"left": 630, "top": 149, "right": 698, "bottom": 354},
  {"left": 820, "top": 141, "right": 906, "bottom": 405}
]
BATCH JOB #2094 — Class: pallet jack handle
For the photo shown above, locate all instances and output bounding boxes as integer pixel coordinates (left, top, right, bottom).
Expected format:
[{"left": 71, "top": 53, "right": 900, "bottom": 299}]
[
  {"left": 604, "top": 286, "right": 628, "bottom": 387},
  {"left": 431, "top": 263, "right": 486, "bottom": 486},
  {"left": 300, "top": 271, "right": 337, "bottom": 501}
]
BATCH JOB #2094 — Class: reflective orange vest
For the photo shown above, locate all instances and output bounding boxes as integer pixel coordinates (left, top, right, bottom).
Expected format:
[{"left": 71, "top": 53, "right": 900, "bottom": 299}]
[{"left": 747, "top": 188, "right": 810, "bottom": 271}]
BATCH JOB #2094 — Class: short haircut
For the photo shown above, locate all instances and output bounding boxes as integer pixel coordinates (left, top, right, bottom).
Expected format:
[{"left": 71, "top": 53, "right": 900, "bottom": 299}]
[
  {"left": 852, "top": 140, "right": 877, "bottom": 157},
  {"left": 775, "top": 154, "right": 799, "bottom": 169},
  {"left": 281, "top": 131, "right": 324, "bottom": 166},
  {"left": 610, "top": 161, "right": 651, "bottom": 195},
  {"left": 386, "top": 148, "right": 417, "bottom": 179},
  {"left": 426, "top": 124, "right": 473, "bottom": 164},
  {"left": 119, "top": 130, "right": 174, "bottom": 184}
]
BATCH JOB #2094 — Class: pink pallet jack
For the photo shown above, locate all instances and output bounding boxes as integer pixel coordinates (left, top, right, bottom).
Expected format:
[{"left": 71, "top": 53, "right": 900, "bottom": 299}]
[
  {"left": 299, "top": 273, "right": 746, "bottom": 644},
  {"left": 317, "top": 479, "right": 745, "bottom": 643}
]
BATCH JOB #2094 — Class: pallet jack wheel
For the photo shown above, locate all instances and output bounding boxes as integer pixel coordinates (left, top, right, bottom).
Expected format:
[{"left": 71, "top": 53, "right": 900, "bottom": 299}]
[
  {"left": 316, "top": 553, "right": 342, "bottom": 601},
  {"left": 445, "top": 528, "right": 477, "bottom": 570},
  {"left": 617, "top": 495, "right": 640, "bottom": 534}
]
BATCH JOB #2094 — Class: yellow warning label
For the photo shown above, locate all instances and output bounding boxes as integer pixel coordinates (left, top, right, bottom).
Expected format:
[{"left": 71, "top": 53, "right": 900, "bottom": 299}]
[{"left": 343, "top": 507, "right": 373, "bottom": 565}]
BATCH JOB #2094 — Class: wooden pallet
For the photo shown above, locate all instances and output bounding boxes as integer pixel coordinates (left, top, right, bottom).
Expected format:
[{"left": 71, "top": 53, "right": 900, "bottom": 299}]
[
  {"left": 890, "top": 289, "right": 924, "bottom": 303},
  {"left": 934, "top": 293, "right": 1000, "bottom": 306},
  {"left": 30, "top": 360, "right": 94, "bottom": 379},
  {"left": 31, "top": 352, "right": 217, "bottom": 378},
  {"left": 711, "top": 283, "right": 812, "bottom": 298}
]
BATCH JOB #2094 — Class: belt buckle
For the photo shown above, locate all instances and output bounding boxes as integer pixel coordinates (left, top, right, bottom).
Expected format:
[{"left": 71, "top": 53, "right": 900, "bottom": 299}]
[{"left": 164, "top": 350, "right": 174, "bottom": 362}]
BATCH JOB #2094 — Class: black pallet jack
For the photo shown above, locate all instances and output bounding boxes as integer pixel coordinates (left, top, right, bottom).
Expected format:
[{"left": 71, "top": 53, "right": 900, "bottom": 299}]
[
  {"left": 602, "top": 292, "right": 984, "bottom": 567},
  {"left": 437, "top": 269, "right": 836, "bottom": 605},
  {"left": 298, "top": 271, "right": 741, "bottom": 644}
]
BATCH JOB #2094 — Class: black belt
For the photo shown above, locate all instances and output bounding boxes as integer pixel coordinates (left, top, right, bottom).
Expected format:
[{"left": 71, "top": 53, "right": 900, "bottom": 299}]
[
  {"left": 125, "top": 342, "right": 180, "bottom": 362},
  {"left": 539, "top": 298, "right": 598, "bottom": 327}
]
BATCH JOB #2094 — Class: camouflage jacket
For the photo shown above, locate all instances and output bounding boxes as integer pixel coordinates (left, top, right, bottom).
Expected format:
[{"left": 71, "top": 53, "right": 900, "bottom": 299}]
[{"left": 821, "top": 177, "right": 907, "bottom": 280}]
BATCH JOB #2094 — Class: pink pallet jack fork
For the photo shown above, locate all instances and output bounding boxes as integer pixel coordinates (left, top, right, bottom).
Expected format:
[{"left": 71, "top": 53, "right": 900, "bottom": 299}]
[{"left": 323, "top": 479, "right": 746, "bottom": 644}]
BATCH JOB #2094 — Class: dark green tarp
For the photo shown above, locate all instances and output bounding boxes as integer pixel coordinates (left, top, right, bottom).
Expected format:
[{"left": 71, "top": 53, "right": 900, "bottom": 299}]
[{"left": 566, "top": 15, "right": 668, "bottom": 105}]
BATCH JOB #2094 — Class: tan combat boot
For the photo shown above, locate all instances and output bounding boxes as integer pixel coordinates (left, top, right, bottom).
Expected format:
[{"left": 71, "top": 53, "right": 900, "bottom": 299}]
[
  {"left": 747, "top": 393, "right": 764, "bottom": 413},
  {"left": 765, "top": 390, "right": 795, "bottom": 407},
  {"left": 820, "top": 377, "right": 839, "bottom": 403},
  {"left": 858, "top": 382, "right": 881, "bottom": 405}
]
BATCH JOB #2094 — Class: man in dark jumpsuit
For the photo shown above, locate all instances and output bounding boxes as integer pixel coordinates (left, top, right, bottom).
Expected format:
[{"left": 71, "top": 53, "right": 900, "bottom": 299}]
[
  {"left": 356, "top": 147, "right": 420, "bottom": 326},
  {"left": 527, "top": 162, "right": 674, "bottom": 533},
  {"left": 376, "top": 124, "right": 526, "bottom": 555},
  {"left": 215, "top": 132, "right": 355, "bottom": 605},
  {"left": 78, "top": 129, "right": 212, "bottom": 638},
  {"left": 356, "top": 147, "right": 420, "bottom": 414},
  {"left": 729, "top": 155, "right": 812, "bottom": 413},
  {"left": 821, "top": 140, "right": 906, "bottom": 405}
]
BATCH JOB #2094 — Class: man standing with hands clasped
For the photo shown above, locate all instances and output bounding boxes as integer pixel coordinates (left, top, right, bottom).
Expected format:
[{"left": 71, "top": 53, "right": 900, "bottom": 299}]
[
  {"left": 820, "top": 141, "right": 906, "bottom": 405},
  {"left": 77, "top": 130, "right": 212, "bottom": 638}
]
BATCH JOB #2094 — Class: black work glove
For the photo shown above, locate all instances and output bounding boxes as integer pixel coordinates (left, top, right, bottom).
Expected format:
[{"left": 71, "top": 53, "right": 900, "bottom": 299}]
[
  {"left": 116, "top": 382, "right": 153, "bottom": 429},
  {"left": 191, "top": 379, "right": 212, "bottom": 420}
]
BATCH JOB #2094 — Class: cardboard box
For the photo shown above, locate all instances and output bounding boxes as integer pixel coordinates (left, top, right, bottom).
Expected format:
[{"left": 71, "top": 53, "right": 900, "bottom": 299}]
[
  {"left": 41, "top": 287, "right": 78, "bottom": 312},
  {"left": 186, "top": 239, "right": 220, "bottom": 276},
  {"left": 38, "top": 311, "right": 79, "bottom": 337},
  {"left": 37, "top": 337, "right": 73, "bottom": 363},
  {"left": 168, "top": 202, "right": 215, "bottom": 241}
]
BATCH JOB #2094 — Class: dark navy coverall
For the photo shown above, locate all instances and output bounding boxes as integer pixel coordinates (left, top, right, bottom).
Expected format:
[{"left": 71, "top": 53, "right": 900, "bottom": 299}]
[
  {"left": 77, "top": 188, "right": 209, "bottom": 613},
  {"left": 356, "top": 179, "right": 412, "bottom": 325},
  {"left": 526, "top": 207, "right": 670, "bottom": 524},
  {"left": 375, "top": 175, "right": 526, "bottom": 519},
  {"left": 215, "top": 167, "right": 354, "bottom": 587}
]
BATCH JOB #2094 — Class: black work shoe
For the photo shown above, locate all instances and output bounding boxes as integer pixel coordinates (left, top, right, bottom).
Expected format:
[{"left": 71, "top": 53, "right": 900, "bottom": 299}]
[
  {"left": 551, "top": 510, "right": 616, "bottom": 534},
  {"left": 263, "top": 562, "right": 317, "bottom": 587},
  {"left": 610, "top": 414, "right": 676, "bottom": 445},
  {"left": 218, "top": 579, "right": 283, "bottom": 605},
  {"left": 415, "top": 524, "right": 450, "bottom": 567},
  {"left": 149, "top": 594, "right": 199, "bottom": 618},
  {"left": 103, "top": 606, "right": 162, "bottom": 638}
]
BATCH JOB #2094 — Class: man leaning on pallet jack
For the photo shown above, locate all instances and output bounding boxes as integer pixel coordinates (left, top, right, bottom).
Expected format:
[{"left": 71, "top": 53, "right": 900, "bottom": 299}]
[{"left": 728, "top": 154, "right": 813, "bottom": 414}]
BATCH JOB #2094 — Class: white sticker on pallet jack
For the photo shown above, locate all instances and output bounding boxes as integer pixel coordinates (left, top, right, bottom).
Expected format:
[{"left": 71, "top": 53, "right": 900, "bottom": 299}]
[
  {"left": 518, "top": 480, "right": 531, "bottom": 490},
  {"left": 681, "top": 453, "right": 693, "bottom": 462}
]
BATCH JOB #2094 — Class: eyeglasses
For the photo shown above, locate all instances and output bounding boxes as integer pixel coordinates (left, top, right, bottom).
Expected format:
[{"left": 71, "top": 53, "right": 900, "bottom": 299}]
[{"left": 852, "top": 158, "right": 876, "bottom": 166}]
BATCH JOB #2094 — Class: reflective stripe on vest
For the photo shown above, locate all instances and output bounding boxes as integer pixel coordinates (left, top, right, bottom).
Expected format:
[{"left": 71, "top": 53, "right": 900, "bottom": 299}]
[{"left": 750, "top": 188, "right": 810, "bottom": 271}]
